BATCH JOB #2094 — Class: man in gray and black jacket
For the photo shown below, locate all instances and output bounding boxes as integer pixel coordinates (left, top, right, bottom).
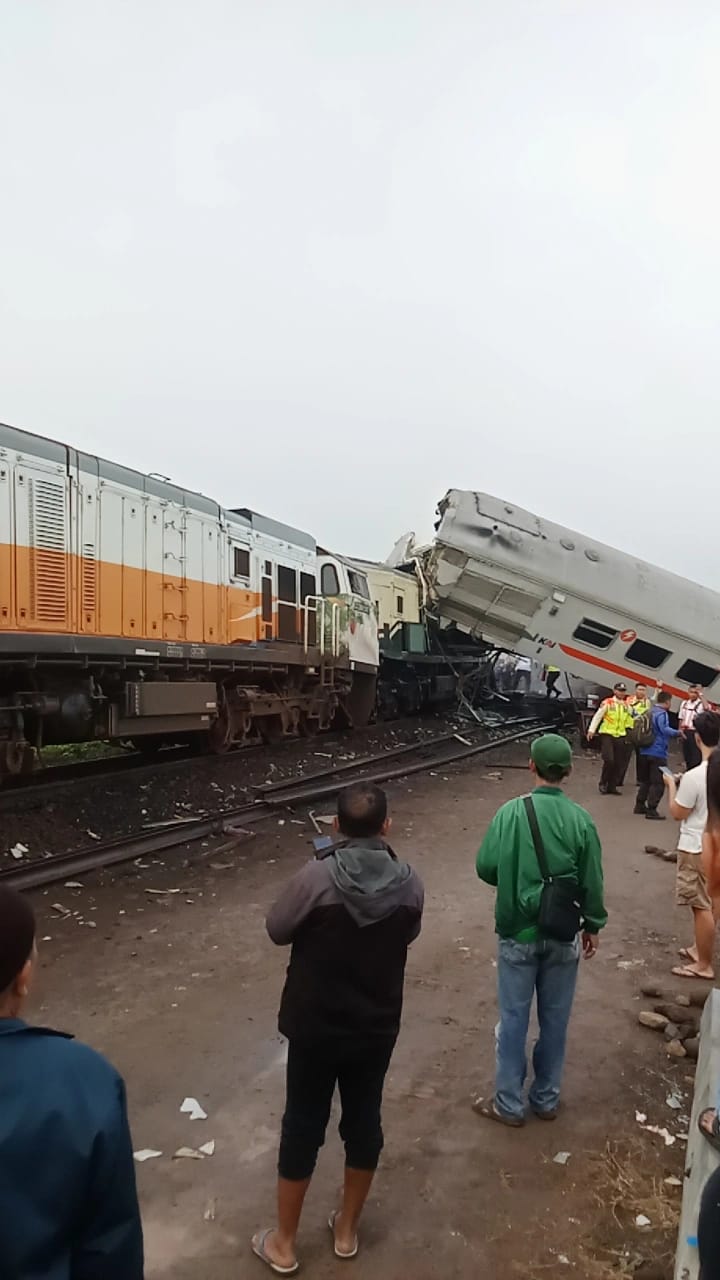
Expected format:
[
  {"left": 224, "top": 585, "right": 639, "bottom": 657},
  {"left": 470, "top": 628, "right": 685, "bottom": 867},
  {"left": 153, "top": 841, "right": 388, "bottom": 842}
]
[{"left": 252, "top": 783, "right": 424, "bottom": 1275}]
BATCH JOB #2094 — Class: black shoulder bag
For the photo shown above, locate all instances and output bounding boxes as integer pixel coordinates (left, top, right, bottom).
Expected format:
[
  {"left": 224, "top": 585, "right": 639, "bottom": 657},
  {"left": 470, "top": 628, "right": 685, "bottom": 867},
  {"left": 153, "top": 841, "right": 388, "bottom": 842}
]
[{"left": 523, "top": 796, "right": 582, "bottom": 943}]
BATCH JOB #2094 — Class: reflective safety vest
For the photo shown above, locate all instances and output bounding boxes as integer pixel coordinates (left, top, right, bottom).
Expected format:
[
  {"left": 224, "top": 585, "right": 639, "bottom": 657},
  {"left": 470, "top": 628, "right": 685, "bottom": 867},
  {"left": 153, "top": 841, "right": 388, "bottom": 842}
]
[
  {"left": 595, "top": 697, "right": 635, "bottom": 738},
  {"left": 628, "top": 697, "right": 651, "bottom": 717}
]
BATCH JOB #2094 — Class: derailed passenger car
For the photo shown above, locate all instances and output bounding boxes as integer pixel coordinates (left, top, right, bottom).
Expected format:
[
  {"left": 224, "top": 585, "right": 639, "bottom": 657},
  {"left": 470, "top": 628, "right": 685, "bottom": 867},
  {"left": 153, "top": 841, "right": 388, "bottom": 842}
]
[{"left": 426, "top": 489, "right": 720, "bottom": 706}]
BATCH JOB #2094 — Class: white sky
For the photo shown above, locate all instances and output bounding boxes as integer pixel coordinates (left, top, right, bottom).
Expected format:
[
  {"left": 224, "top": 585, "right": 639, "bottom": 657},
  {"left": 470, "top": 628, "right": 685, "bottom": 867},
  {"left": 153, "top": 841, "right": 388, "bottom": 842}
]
[{"left": 1, "top": 2, "right": 719, "bottom": 576}]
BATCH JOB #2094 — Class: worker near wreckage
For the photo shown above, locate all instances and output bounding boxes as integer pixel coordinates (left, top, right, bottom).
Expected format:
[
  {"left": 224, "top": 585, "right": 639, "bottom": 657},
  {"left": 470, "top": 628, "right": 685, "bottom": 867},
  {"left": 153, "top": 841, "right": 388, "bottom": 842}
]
[{"left": 587, "top": 682, "right": 635, "bottom": 795}]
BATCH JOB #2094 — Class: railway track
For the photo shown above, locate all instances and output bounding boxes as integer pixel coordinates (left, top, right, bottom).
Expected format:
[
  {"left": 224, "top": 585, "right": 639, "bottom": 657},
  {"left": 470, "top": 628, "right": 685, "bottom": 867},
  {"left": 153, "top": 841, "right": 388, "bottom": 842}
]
[
  {"left": 0, "top": 719, "right": 553, "bottom": 892},
  {"left": 0, "top": 713, "right": 471, "bottom": 810}
]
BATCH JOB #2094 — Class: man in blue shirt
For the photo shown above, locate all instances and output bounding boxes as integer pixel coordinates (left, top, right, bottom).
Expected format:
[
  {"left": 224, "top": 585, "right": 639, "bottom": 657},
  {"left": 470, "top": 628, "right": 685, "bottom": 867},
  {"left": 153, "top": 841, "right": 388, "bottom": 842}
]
[
  {"left": 0, "top": 886, "right": 144, "bottom": 1279},
  {"left": 635, "top": 690, "right": 680, "bottom": 821}
]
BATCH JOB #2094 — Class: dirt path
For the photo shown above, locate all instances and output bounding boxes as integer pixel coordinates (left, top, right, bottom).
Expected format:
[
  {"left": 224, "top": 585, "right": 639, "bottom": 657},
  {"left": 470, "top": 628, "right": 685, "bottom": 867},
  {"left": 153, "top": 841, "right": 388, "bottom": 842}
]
[{"left": 29, "top": 746, "right": 694, "bottom": 1278}]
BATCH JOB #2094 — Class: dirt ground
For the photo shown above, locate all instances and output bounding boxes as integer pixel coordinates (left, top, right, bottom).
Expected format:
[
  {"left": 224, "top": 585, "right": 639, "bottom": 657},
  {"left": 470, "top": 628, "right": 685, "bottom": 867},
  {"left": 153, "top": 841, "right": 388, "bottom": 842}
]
[{"left": 25, "top": 744, "right": 697, "bottom": 1279}]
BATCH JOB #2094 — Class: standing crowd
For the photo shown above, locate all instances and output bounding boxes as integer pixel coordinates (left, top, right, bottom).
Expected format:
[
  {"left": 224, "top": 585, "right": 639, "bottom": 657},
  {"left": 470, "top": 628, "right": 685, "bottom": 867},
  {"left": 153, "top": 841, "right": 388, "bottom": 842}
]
[{"left": 1, "top": 684, "right": 720, "bottom": 1278}]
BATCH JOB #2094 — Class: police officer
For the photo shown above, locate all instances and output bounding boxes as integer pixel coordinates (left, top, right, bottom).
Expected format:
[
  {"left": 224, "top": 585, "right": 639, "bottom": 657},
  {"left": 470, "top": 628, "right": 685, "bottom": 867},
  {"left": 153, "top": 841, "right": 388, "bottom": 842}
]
[{"left": 587, "top": 682, "right": 635, "bottom": 794}]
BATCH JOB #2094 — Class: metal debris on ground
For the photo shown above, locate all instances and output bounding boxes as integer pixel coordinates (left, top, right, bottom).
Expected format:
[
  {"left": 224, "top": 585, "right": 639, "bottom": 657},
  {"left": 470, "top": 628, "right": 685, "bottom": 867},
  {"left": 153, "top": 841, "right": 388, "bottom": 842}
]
[
  {"left": 134, "top": 1149, "right": 163, "bottom": 1162},
  {"left": 180, "top": 1097, "right": 208, "bottom": 1121}
]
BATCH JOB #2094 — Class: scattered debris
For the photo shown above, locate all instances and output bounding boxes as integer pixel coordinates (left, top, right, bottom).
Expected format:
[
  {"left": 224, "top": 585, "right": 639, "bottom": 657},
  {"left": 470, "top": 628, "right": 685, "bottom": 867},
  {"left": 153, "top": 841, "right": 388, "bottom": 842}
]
[
  {"left": 666, "top": 1092, "right": 683, "bottom": 1110},
  {"left": 635, "top": 1111, "right": 648, "bottom": 1124},
  {"left": 10, "top": 843, "right": 28, "bottom": 860},
  {"left": 145, "top": 888, "right": 182, "bottom": 895},
  {"left": 64, "top": 881, "right": 84, "bottom": 889},
  {"left": 134, "top": 1149, "right": 163, "bottom": 1162},
  {"left": 618, "top": 959, "right": 645, "bottom": 970},
  {"left": 173, "top": 1146, "right": 204, "bottom": 1160},
  {"left": 86, "top": 830, "right": 101, "bottom": 841},
  {"left": 51, "top": 902, "right": 70, "bottom": 916},
  {"left": 667, "top": 1039, "right": 687, "bottom": 1059},
  {"left": 665, "top": 1176, "right": 683, "bottom": 1187},
  {"left": 553, "top": 1151, "right": 571, "bottom": 1166},
  {"left": 203, "top": 1198, "right": 217, "bottom": 1222},
  {"left": 180, "top": 1097, "right": 207, "bottom": 1121},
  {"left": 635, "top": 1214, "right": 652, "bottom": 1229},
  {"left": 641, "top": 1124, "right": 676, "bottom": 1146},
  {"left": 199, "top": 1140, "right": 215, "bottom": 1156}
]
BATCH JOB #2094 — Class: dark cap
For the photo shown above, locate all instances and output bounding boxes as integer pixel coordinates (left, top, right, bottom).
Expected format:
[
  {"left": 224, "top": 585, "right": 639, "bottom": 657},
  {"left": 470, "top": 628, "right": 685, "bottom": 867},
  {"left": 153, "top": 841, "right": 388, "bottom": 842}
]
[
  {"left": 0, "top": 887, "right": 35, "bottom": 992},
  {"left": 614, "top": 682, "right": 627, "bottom": 693},
  {"left": 531, "top": 734, "right": 572, "bottom": 773}
]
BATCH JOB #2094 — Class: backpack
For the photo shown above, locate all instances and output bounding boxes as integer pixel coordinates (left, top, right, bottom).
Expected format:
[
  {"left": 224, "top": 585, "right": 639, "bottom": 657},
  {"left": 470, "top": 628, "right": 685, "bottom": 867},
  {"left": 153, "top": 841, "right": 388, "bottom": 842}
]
[{"left": 629, "top": 705, "right": 655, "bottom": 748}]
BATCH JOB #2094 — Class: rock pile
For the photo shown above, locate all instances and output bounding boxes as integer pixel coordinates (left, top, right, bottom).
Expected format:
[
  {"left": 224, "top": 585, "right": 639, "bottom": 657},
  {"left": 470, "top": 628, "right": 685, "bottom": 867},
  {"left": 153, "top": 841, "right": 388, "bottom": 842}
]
[{"left": 636, "top": 983, "right": 709, "bottom": 1060}]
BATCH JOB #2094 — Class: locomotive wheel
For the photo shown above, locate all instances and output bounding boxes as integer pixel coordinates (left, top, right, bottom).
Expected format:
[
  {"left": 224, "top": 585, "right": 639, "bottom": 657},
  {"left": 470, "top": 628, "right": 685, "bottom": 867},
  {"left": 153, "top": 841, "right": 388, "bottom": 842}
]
[
  {"left": 298, "top": 712, "right": 320, "bottom": 738},
  {"left": 259, "top": 715, "right": 284, "bottom": 745},
  {"left": 207, "top": 704, "right": 233, "bottom": 754}
]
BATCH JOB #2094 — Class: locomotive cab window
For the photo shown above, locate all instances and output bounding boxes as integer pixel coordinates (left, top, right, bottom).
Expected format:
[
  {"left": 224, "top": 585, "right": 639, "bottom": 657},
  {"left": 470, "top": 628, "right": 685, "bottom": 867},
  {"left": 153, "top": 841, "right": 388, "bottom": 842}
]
[
  {"left": 572, "top": 618, "right": 617, "bottom": 649},
  {"left": 624, "top": 638, "right": 671, "bottom": 669},
  {"left": 321, "top": 563, "right": 340, "bottom": 596},
  {"left": 676, "top": 658, "right": 719, "bottom": 689},
  {"left": 232, "top": 547, "right": 250, "bottom": 579},
  {"left": 347, "top": 570, "right": 370, "bottom": 600}
]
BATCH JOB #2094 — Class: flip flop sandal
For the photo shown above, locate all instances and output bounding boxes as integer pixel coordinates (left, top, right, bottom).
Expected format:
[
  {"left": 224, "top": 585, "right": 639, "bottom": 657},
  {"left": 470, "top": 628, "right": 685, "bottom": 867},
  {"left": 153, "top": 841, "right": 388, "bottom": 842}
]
[
  {"left": 699, "top": 1109, "right": 720, "bottom": 1154},
  {"left": 472, "top": 1099, "right": 525, "bottom": 1127},
  {"left": 328, "top": 1211, "right": 359, "bottom": 1260},
  {"left": 251, "top": 1230, "right": 299, "bottom": 1275},
  {"left": 678, "top": 948, "right": 695, "bottom": 961},
  {"left": 672, "top": 965, "right": 714, "bottom": 981}
]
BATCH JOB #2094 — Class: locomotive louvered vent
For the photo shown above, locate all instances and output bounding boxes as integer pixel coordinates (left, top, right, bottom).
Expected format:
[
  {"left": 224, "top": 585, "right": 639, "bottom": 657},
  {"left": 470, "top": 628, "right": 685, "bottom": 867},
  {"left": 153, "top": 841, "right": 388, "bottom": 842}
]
[
  {"left": 28, "top": 478, "right": 67, "bottom": 621},
  {"left": 82, "top": 543, "right": 97, "bottom": 612}
]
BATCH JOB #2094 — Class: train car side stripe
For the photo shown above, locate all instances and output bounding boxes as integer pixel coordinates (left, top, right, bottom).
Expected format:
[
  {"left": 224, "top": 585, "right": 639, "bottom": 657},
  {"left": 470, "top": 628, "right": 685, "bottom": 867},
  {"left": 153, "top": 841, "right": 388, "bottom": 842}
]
[{"left": 558, "top": 643, "right": 686, "bottom": 700}]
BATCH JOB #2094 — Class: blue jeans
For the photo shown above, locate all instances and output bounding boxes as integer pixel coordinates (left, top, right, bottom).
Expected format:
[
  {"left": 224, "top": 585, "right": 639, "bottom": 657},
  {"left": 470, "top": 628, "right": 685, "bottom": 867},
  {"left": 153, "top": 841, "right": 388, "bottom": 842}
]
[{"left": 495, "top": 936, "right": 580, "bottom": 1120}]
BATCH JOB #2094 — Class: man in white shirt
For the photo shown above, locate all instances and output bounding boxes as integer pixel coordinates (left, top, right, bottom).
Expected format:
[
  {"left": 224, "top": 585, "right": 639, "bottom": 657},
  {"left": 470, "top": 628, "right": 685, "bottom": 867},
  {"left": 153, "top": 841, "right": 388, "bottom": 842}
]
[
  {"left": 663, "top": 710, "right": 720, "bottom": 980},
  {"left": 678, "top": 685, "right": 707, "bottom": 771}
]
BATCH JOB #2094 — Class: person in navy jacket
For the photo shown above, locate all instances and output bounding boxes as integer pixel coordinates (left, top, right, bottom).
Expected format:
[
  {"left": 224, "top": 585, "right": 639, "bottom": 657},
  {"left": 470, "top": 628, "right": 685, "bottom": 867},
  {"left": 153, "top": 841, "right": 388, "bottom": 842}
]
[
  {"left": 635, "top": 690, "right": 681, "bottom": 820},
  {"left": 0, "top": 885, "right": 144, "bottom": 1279}
]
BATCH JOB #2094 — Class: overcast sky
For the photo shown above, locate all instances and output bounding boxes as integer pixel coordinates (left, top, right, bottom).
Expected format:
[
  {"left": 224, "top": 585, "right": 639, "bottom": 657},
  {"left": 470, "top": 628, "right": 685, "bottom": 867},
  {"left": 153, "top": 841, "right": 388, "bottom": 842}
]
[{"left": 1, "top": 2, "right": 718, "bottom": 579}]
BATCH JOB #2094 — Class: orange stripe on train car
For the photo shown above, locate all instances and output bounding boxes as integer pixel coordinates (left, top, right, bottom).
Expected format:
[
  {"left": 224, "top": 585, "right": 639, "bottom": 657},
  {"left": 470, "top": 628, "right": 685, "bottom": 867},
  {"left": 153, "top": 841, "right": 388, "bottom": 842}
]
[
  {"left": 0, "top": 544, "right": 292, "bottom": 647},
  {"left": 558, "top": 643, "right": 687, "bottom": 700}
]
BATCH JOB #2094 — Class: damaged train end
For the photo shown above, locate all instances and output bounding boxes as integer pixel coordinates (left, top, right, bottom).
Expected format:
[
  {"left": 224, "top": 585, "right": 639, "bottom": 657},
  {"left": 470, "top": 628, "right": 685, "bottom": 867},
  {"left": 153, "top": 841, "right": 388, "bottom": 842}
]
[{"left": 426, "top": 489, "right": 720, "bottom": 713}]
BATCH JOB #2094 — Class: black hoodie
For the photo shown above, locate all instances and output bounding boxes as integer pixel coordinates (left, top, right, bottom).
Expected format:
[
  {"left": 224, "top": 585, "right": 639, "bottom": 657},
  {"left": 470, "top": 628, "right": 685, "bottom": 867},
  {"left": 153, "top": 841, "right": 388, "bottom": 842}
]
[{"left": 267, "top": 839, "right": 424, "bottom": 1041}]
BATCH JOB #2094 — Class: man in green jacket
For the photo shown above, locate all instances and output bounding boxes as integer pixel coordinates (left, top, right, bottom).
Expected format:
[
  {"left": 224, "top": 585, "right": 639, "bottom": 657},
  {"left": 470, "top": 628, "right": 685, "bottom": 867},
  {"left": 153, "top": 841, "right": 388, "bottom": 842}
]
[{"left": 475, "top": 734, "right": 607, "bottom": 1126}]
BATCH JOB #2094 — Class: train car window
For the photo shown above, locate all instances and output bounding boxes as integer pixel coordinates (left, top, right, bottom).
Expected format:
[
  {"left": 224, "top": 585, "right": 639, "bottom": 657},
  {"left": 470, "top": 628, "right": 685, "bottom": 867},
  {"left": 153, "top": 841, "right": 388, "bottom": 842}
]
[
  {"left": 396, "top": 595, "right": 404, "bottom": 615},
  {"left": 625, "top": 638, "right": 671, "bottom": 669},
  {"left": 300, "top": 572, "right": 315, "bottom": 603},
  {"left": 264, "top": 560, "right": 272, "bottom": 576},
  {"left": 277, "top": 565, "right": 297, "bottom": 603},
  {"left": 572, "top": 618, "right": 617, "bottom": 649},
  {"left": 676, "top": 658, "right": 719, "bottom": 688},
  {"left": 233, "top": 547, "right": 250, "bottom": 578},
  {"left": 347, "top": 569, "right": 370, "bottom": 600},
  {"left": 321, "top": 563, "right": 340, "bottom": 596}
]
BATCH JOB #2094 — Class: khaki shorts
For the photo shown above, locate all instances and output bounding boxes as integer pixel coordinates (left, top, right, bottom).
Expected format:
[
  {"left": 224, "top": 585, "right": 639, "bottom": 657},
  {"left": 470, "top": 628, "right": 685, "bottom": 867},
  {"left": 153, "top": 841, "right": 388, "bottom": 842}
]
[{"left": 676, "top": 850, "right": 712, "bottom": 911}]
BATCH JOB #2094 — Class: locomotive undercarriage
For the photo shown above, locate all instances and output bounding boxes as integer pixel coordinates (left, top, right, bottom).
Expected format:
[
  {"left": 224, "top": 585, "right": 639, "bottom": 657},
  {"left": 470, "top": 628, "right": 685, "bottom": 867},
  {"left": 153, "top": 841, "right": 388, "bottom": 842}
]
[{"left": 0, "top": 656, "right": 373, "bottom": 777}]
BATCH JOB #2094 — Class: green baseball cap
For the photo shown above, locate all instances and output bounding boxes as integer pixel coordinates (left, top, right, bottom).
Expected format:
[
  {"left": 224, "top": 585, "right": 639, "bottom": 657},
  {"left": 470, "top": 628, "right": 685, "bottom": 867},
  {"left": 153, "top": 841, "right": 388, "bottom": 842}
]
[{"left": 531, "top": 733, "right": 572, "bottom": 772}]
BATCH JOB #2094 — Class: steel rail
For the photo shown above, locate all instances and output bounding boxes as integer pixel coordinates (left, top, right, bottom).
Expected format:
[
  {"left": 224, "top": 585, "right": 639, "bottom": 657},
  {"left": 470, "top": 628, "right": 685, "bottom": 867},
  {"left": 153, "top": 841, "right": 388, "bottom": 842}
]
[{"left": 0, "top": 721, "right": 553, "bottom": 892}]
